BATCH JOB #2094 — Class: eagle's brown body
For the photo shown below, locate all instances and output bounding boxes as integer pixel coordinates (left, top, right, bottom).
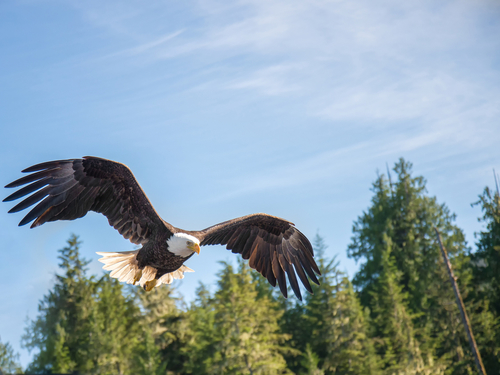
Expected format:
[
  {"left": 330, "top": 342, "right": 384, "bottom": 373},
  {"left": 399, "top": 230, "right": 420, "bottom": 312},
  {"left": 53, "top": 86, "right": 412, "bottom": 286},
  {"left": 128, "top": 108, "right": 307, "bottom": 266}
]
[{"left": 137, "top": 238, "right": 194, "bottom": 274}]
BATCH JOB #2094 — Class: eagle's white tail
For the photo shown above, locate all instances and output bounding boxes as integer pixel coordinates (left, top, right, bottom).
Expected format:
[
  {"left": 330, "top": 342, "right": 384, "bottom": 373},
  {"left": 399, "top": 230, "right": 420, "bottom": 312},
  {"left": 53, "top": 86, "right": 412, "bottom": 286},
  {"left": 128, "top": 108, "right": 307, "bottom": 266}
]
[{"left": 96, "top": 250, "right": 194, "bottom": 288}]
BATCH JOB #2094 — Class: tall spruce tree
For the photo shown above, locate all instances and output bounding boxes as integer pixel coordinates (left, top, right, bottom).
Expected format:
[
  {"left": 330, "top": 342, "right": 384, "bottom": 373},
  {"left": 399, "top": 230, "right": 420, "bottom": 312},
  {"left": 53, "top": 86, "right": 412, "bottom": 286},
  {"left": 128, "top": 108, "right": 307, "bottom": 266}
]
[
  {"left": 472, "top": 185, "right": 500, "bottom": 313},
  {"left": 23, "top": 235, "right": 96, "bottom": 373},
  {"left": 370, "top": 234, "right": 445, "bottom": 374},
  {"left": 322, "top": 276, "right": 381, "bottom": 374},
  {"left": 281, "top": 234, "right": 381, "bottom": 374},
  {"left": 305, "top": 235, "right": 381, "bottom": 375},
  {"left": 347, "top": 159, "right": 476, "bottom": 373},
  {"left": 135, "top": 285, "right": 187, "bottom": 374},
  {"left": 22, "top": 235, "right": 155, "bottom": 374},
  {"left": 469, "top": 184, "right": 500, "bottom": 372},
  {"left": 299, "top": 344, "right": 323, "bottom": 375},
  {"left": 185, "top": 260, "right": 293, "bottom": 374},
  {"left": 183, "top": 284, "right": 218, "bottom": 374},
  {"left": 89, "top": 275, "right": 147, "bottom": 374},
  {"left": 348, "top": 159, "right": 467, "bottom": 315},
  {"left": 214, "top": 260, "right": 293, "bottom": 374}
]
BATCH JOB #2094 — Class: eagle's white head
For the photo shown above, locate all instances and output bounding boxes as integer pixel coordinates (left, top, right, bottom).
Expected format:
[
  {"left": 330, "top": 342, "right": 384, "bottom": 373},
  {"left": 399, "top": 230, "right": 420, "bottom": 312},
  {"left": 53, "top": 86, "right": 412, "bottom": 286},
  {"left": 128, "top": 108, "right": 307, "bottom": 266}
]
[{"left": 167, "top": 233, "right": 201, "bottom": 258}]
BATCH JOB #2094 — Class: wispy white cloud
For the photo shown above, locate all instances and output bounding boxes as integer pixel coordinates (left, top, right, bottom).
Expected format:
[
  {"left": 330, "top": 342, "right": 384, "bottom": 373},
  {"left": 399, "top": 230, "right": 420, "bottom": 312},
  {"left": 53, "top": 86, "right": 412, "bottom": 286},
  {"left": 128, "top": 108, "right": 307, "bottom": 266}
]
[
  {"left": 207, "top": 141, "right": 375, "bottom": 202},
  {"left": 164, "top": 0, "right": 500, "bottom": 137},
  {"left": 225, "top": 64, "right": 302, "bottom": 95},
  {"left": 67, "top": 0, "right": 500, "bottom": 180},
  {"left": 115, "top": 30, "right": 185, "bottom": 56}
]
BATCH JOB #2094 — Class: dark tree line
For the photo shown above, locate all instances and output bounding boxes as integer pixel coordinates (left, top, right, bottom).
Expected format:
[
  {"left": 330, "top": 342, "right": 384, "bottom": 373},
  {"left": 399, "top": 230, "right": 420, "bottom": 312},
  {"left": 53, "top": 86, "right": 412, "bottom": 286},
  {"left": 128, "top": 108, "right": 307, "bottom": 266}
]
[{"left": 2, "top": 158, "right": 499, "bottom": 374}]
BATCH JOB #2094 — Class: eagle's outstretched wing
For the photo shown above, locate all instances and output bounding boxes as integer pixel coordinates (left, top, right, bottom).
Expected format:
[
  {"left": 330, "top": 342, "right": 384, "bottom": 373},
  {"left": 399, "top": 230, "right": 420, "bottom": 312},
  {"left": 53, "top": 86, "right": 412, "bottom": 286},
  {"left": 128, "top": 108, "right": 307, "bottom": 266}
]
[
  {"left": 189, "top": 214, "right": 321, "bottom": 300},
  {"left": 4, "top": 157, "right": 172, "bottom": 244}
]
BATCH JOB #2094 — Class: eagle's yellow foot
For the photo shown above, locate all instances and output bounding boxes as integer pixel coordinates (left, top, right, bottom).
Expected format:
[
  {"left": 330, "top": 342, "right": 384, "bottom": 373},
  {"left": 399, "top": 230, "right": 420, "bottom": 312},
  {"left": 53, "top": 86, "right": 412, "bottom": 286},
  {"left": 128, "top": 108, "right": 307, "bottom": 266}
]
[
  {"left": 133, "top": 269, "right": 143, "bottom": 285},
  {"left": 144, "top": 279, "right": 157, "bottom": 292}
]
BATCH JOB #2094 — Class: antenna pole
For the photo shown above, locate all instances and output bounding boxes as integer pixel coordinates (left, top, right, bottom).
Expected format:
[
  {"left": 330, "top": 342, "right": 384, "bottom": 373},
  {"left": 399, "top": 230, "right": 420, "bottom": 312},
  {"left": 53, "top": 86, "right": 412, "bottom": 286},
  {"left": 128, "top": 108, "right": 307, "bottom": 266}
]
[
  {"left": 494, "top": 168, "right": 499, "bottom": 197},
  {"left": 434, "top": 228, "right": 487, "bottom": 375}
]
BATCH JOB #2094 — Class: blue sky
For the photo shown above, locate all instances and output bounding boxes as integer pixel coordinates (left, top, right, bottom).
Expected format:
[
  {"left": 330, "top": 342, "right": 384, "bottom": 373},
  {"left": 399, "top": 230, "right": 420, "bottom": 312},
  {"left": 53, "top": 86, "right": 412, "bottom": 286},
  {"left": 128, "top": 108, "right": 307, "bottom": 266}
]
[{"left": 1, "top": 0, "right": 499, "bottom": 367}]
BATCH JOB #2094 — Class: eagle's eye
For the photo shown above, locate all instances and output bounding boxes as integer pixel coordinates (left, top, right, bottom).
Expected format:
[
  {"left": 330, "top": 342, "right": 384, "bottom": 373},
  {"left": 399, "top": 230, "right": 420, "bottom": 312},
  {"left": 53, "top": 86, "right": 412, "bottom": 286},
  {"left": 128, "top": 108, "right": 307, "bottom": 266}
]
[{"left": 186, "top": 240, "right": 193, "bottom": 246}]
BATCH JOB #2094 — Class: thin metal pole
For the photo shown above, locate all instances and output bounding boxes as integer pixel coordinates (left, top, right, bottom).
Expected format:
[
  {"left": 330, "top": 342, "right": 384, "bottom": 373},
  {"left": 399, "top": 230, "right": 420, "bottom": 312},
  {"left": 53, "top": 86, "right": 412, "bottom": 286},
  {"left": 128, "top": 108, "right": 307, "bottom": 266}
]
[
  {"left": 493, "top": 168, "right": 499, "bottom": 197},
  {"left": 434, "top": 228, "right": 487, "bottom": 375}
]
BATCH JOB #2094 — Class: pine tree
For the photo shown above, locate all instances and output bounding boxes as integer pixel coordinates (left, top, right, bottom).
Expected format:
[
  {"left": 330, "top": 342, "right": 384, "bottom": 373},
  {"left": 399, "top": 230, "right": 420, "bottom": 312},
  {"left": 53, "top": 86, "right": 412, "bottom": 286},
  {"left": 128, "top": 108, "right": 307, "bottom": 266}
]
[
  {"left": 299, "top": 344, "right": 323, "bottom": 375},
  {"left": 89, "top": 276, "right": 146, "bottom": 374},
  {"left": 135, "top": 285, "right": 187, "bottom": 374},
  {"left": 0, "top": 337, "right": 23, "bottom": 374},
  {"left": 278, "top": 296, "right": 307, "bottom": 374},
  {"left": 468, "top": 185, "right": 500, "bottom": 372},
  {"left": 185, "top": 260, "right": 293, "bottom": 374},
  {"left": 280, "top": 235, "right": 381, "bottom": 374},
  {"left": 22, "top": 235, "right": 153, "bottom": 374},
  {"left": 370, "top": 234, "right": 445, "bottom": 375},
  {"left": 322, "top": 276, "right": 381, "bottom": 374},
  {"left": 183, "top": 283, "right": 218, "bottom": 374},
  {"left": 347, "top": 159, "right": 473, "bottom": 371},
  {"left": 472, "top": 185, "right": 500, "bottom": 313},
  {"left": 301, "top": 235, "right": 340, "bottom": 369},
  {"left": 22, "top": 234, "right": 96, "bottom": 373},
  {"left": 348, "top": 159, "right": 467, "bottom": 316},
  {"left": 303, "top": 235, "right": 381, "bottom": 375}
]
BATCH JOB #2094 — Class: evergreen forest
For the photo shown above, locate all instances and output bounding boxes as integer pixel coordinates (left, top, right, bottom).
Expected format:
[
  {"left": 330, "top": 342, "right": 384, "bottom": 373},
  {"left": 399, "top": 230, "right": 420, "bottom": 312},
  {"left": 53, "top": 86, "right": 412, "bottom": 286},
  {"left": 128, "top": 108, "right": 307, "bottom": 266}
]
[{"left": 1, "top": 159, "right": 499, "bottom": 375}]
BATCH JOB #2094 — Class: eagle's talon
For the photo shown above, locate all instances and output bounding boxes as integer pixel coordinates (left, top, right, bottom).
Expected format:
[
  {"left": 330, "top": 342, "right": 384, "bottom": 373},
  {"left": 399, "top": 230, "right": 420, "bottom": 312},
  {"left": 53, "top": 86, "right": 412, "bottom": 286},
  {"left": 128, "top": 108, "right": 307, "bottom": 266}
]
[
  {"left": 133, "top": 269, "right": 143, "bottom": 285},
  {"left": 144, "top": 279, "right": 157, "bottom": 291}
]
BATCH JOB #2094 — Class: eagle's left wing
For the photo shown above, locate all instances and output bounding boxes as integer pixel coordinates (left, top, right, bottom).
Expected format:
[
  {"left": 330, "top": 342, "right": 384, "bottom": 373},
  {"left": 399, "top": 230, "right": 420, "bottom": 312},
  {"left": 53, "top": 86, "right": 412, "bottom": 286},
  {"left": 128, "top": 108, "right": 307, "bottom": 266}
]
[{"left": 188, "top": 213, "right": 321, "bottom": 300}]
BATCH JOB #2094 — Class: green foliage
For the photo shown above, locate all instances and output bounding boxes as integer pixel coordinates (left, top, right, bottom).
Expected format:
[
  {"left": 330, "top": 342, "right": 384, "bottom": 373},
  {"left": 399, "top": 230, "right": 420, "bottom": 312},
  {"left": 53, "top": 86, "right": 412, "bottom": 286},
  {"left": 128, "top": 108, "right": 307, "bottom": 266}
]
[
  {"left": 0, "top": 337, "right": 23, "bottom": 374},
  {"left": 307, "top": 235, "right": 381, "bottom": 375},
  {"left": 348, "top": 159, "right": 467, "bottom": 315},
  {"left": 370, "top": 234, "right": 445, "bottom": 374},
  {"left": 347, "top": 159, "right": 476, "bottom": 371},
  {"left": 323, "top": 277, "right": 381, "bottom": 374},
  {"left": 23, "top": 235, "right": 96, "bottom": 373},
  {"left": 299, "top": 344, "right": 323, "bottom": 375},
  {"left": 135, "top": 285, "right": 187, "bottom": 374},
  {"left": 89, "top": 276, "right": 146, "bottom": 374},
  {"left": 183, "top": 284, "right": 218, "bottom": 374},
  {"left": 282, "top": 234, "right": 381, "bottom": 375},
  {"left": 472, "top": 186, "right": 500, "bottom": 312},
  {"left": 22, "top": 235, "right": 161, "bottom": 374},
  {"left": 185, "top": 260, "right": 294, "bottom": 374},
  {"left": 468, "top": 185, "right": 500, "bottom": 372}
]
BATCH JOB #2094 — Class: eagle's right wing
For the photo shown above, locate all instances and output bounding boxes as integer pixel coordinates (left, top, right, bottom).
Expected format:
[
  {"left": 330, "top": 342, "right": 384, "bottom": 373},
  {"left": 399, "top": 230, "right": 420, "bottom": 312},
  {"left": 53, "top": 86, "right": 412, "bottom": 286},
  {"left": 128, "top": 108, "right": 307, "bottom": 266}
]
[{"left": 4, "top": 156, "right": 173, "bottom": 244}]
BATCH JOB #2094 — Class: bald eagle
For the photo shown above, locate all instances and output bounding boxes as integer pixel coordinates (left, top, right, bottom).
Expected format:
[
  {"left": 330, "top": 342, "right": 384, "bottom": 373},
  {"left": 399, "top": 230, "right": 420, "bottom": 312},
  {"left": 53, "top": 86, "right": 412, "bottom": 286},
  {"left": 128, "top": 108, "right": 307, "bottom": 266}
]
[{"left": 4, "top": 157, "right": 320, "bottom": 299}]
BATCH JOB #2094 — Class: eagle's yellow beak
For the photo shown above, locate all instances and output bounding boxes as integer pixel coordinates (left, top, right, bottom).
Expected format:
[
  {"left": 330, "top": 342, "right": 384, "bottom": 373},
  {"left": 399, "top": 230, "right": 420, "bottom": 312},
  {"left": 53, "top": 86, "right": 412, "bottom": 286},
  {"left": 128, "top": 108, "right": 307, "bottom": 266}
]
[{"left": 189, "top": 243, "right": 201, "bottom": 254}]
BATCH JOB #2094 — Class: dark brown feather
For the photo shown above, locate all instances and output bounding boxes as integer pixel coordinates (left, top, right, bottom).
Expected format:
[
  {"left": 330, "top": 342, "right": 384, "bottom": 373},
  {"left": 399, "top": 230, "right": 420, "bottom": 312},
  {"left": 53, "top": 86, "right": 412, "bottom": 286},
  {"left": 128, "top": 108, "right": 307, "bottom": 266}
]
[
  {"left": 292, "top": 257, "right": 313, "bottom": 294},
  {"left": 271, "top": 250, "right": 287, "bottom": 296},
  {"left": 284, "top": 260, "right": 301, "bottom": 300},
  {"left": 189, "top": 213, "right": 320, "bottom": 300},
  {"left": 264, "top": 249, "right": 277, "bottom": 287},
  {"left": 5, "top": 168, "right": 67, "bottom": 188}
]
